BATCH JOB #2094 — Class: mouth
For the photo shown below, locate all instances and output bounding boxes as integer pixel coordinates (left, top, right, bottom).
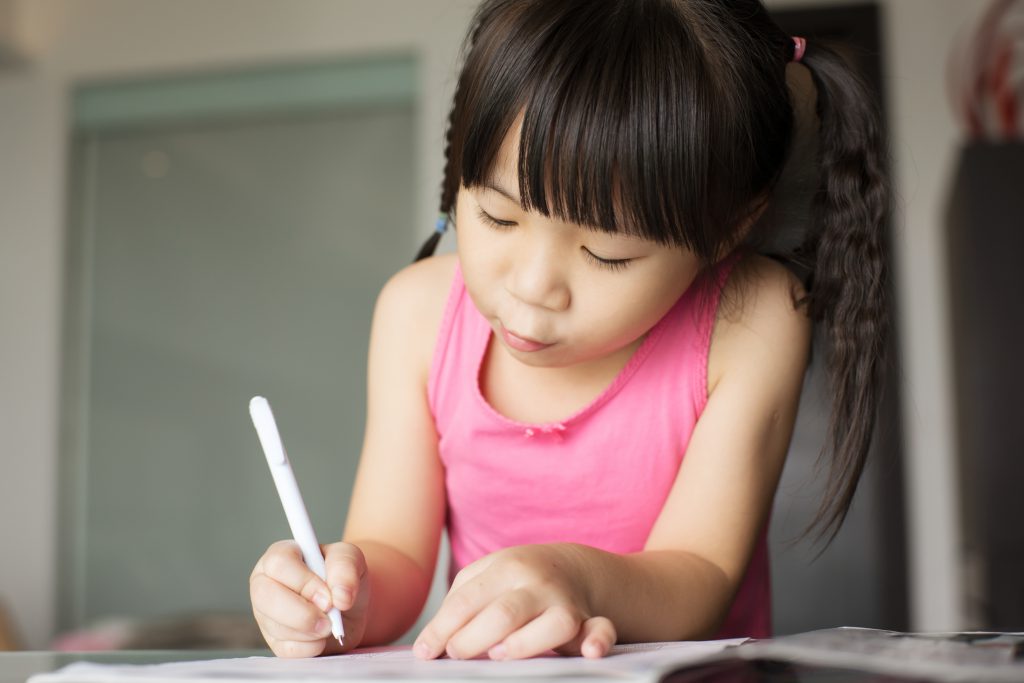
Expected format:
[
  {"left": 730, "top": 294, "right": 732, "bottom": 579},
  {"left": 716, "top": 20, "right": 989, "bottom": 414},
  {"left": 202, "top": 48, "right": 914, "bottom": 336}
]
[{"left": 500, "top": 324, "right": 553, "bottom": 353}]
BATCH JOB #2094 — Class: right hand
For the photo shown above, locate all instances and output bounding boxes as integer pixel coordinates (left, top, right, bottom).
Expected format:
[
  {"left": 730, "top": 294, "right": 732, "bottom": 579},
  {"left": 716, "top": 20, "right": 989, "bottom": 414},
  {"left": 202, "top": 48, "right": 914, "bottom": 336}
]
[{"left": 250, "top": 540, "right": 371, "bottom": 657}]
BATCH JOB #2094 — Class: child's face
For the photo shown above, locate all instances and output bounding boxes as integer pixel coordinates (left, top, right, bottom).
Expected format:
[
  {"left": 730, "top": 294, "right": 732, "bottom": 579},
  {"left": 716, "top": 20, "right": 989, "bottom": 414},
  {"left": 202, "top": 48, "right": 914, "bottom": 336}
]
[{"left": 456, "top": 127, "right": 702, "bottom": 370}]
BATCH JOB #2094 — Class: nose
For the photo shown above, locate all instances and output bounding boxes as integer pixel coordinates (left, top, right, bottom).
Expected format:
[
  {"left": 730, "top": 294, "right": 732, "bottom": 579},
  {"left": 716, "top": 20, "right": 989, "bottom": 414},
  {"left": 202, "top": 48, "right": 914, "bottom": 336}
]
[{"left": 506, "top": 244, "right": 571, "bottom": 312}]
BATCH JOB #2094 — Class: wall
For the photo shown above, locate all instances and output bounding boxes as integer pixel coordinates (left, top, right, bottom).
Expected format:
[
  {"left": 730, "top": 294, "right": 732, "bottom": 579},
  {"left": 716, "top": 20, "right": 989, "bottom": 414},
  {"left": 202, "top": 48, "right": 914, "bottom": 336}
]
[
  {"left": 878, "top": 0, "right": 977, "bottom": 634},
  {"left": 0, "top": 0, "right": 19, "bottom": 65},
  {"left": 0, "top": 0, "right": 987, "bottom": 648},
  {"left": 0, "top": 0, "right": 477, "bottom": 649}
]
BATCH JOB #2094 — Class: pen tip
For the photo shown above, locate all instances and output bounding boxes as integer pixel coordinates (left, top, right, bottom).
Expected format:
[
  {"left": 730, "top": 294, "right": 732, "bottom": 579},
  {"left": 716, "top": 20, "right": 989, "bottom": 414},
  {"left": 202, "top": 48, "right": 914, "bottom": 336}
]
[{"left": 337, "top": 635, "right": 344, "bottom": 647}]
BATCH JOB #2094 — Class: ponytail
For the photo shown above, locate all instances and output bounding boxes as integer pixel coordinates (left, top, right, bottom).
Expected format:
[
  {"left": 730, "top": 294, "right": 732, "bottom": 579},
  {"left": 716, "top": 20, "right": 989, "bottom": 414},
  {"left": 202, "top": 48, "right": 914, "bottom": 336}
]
[{"left": 797, "top": 41, "right": 892, "bottom": 543}]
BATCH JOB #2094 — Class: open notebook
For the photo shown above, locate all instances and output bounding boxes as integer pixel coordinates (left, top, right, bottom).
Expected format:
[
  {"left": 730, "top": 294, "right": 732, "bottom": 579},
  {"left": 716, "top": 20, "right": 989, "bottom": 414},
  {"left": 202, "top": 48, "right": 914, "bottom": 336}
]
[
  {"left": 27, "top": 639, "right": 744, "bottom": 683},
  {"left": 28, "top": 629, "right": 1024, "bottom": 682}
]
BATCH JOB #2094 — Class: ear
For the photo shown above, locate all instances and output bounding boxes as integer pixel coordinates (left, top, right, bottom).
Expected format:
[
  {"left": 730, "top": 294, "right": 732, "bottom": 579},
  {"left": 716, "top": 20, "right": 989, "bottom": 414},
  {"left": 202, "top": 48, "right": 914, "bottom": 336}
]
[{"left": 715, "top": 194, "right": 769, "bottom": 261}]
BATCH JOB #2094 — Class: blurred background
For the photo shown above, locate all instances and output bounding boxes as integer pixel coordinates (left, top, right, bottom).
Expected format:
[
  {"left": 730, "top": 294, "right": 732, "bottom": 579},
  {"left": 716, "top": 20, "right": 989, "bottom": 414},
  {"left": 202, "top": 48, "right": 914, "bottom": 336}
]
[{"left": 0, "top": 0, "right": 1020, "bottom": 652}]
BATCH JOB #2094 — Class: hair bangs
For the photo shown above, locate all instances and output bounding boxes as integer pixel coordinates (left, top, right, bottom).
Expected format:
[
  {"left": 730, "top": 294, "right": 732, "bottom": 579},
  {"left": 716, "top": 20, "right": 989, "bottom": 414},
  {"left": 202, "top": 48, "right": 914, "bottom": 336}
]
[{"left": 451, "top": 0, "right": 750, "bottom": 260}]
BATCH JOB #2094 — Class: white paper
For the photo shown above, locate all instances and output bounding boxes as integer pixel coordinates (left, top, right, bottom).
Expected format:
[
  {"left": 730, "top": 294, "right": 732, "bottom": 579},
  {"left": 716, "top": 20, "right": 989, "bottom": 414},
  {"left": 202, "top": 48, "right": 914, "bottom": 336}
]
[{"left": 28, "top": 640, "right": 745, "bottom": 683}]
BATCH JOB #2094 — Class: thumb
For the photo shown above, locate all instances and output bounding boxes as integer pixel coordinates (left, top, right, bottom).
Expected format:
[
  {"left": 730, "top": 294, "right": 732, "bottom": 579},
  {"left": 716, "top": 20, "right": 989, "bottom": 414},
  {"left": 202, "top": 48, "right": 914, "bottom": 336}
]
[{"left": 323, "top": 542, "right": 368, "bottom": 611}]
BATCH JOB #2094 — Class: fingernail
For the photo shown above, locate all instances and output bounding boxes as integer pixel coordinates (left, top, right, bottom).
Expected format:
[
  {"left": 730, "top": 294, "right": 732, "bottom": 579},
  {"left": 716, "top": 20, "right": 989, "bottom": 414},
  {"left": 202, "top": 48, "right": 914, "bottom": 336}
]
[
  {"left": 332, "top": 585, "right": 352, "bottom": 608},
  {"left": 583, "top": 641, "right": 603, "bottom": 658},
  {"left": 315, "top": 618, "right": 330, "bottom": 636},
  {"left": 313, "top": 591, "right": 330, "bottom": 612},
  {"left": 488, "top": 643, "right": 507, "bottom": 660},
  {"left": 413, "top": 641, "right": 433, "bottom": 659}
]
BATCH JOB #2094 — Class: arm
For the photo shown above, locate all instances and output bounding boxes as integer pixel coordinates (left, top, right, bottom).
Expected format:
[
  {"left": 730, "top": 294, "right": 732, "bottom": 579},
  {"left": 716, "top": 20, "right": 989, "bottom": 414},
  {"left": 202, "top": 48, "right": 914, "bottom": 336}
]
[
  {"left": 414, "top": 256, "right": 811, "bottom": 658},
  {"left": 249, "top": 255, "right": 453, "bottom": 657},
  {"left": 336, "top": 255, "right": 454, "bottom": 645},
  {"left": 585, "top": 258, "right": 811, "bottom": 640}
]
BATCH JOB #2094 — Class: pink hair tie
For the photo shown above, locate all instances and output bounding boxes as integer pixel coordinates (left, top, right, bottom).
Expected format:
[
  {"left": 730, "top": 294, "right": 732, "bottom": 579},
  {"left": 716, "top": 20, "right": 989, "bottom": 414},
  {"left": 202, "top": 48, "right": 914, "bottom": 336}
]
[{"left": 791, "top": 36, "right": 807, "bottom": 63}]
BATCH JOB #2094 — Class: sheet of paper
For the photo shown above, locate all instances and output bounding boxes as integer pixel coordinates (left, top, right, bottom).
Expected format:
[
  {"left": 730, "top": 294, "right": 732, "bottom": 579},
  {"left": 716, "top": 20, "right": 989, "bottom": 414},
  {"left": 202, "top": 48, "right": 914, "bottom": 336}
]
[{"left": 28, "top": 640, "right": 746, "bottom": 683}]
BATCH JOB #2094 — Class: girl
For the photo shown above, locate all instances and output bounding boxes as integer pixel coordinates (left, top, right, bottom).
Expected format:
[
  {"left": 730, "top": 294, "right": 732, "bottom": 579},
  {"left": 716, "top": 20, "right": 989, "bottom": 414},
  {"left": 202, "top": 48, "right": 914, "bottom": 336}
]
[{"left": 249, "top": 0, "right": 890, "bottom": 661}]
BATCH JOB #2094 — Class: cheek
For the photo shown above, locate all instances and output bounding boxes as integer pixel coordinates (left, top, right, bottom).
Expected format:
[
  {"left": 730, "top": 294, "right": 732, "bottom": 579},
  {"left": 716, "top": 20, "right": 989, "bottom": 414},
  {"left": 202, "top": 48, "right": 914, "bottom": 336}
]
[
  {"left": 455, "top": 211, "right": 503, "bottom": 266},
  {"left": 456, "top": 240, "right": 503, "bottom": 318},
  {"left": 572, "top": 287, "right": 663, "bottom": 349},
  {"left": 582, "top": 271, "right": 694, "bottom": 342},
  {"left": 457, "top": 235, "right": 501, "bottom": 293}
]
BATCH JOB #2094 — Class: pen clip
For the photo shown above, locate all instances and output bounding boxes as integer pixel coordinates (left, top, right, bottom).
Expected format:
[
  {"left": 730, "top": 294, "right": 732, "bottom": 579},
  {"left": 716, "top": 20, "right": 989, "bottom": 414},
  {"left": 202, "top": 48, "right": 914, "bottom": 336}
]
[{"left": 249, "top": 396, "right": 288, "bottom": 467}]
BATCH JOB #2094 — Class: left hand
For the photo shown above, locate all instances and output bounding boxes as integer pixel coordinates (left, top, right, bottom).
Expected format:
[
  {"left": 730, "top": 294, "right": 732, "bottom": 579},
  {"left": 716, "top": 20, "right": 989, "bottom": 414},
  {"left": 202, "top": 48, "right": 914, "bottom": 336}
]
[{"left": 412, "top": 544, "right": 617, "bottom": 661}]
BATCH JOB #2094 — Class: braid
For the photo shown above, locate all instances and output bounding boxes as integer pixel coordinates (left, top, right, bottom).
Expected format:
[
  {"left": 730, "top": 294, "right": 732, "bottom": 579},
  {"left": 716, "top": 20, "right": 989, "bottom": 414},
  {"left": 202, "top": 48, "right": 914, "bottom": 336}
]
[
  {"left": 414, "top": 50, "right": 464, "bottom": 262},
  {"left": 412, "top": 91, "right": 462, "bottom": 262},
  {"left": 414, "top": 4, "right": 495, "bottom": 262},
  {"left": 797, "top": 40, "right": 892, "bottom": 543}
]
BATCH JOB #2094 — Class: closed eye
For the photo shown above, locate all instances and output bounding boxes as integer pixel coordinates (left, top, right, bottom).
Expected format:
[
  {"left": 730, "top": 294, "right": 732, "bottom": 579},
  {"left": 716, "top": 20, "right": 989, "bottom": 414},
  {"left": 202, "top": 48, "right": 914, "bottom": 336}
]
[
  {"left": 476, "top": 207, "right": 516, "bottom": 229},
  {"left": 583, "top": 248, "right": 632, "bottom": 272},
  {"left": 478, "top": 205, "right": 632, "bottom": 271}
]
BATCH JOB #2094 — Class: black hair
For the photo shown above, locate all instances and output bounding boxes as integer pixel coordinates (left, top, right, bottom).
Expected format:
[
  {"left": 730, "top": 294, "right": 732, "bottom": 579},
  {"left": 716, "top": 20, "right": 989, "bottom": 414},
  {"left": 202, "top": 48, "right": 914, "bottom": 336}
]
[{"left": 419, "top": 0, "right": 891, "bottom": 544}]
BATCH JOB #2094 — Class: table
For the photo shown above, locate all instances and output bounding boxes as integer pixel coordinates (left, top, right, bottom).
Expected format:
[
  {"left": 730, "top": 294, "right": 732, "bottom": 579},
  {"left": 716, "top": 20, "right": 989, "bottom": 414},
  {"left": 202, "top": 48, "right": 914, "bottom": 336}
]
[{"left": 0, "top": 650, "right": 269, "bottom": 683}]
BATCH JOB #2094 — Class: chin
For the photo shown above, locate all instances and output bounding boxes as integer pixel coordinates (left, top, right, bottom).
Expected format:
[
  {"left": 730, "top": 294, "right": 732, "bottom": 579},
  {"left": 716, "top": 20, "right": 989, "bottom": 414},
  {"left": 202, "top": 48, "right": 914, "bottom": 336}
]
[
  {"left": 505, "top": 344, "right": 596, "bottom": 370},
  {"left": 505, "top": 347, "right": 562, "bottom": 367}
]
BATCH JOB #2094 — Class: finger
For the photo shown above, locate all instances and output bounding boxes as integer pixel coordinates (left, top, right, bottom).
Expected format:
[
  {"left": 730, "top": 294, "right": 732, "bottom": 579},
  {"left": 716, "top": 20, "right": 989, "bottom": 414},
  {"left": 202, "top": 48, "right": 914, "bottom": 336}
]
[
  {"left": 413, "top": 584, "right": 491, "bottom": 660},
  {"left": 487, "top": 604, "right": 583, "bottom": 661},
  {"left": 554, "top": 616, "right": 617, "bottom": 659},
  {"left": 448, "top": 557, "right": 488, "bottom": 592},
  {"left": 444, "top": 590, "right": 540, "bottom": 661},
  {"left": 263, "top": 633, "right": 328, "bottom": 659},
  {"left": 259, "top": 540, "right": 333, "bottom": 612},
  {"left": 250, "top": 571, "right": 335, "bottom": 642},
  {"left": 323, "top": 542, "right": 367, "bottom": 611},
  {"left": 256, "top": 612, "right": 332, "bottom": 657}
]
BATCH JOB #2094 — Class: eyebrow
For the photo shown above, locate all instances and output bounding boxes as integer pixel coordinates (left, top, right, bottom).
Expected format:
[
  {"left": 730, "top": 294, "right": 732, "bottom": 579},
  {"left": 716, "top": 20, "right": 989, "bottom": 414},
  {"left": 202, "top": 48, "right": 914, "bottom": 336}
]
[{"left": 482, "top": 179, "right": 521, "bottom": 204}]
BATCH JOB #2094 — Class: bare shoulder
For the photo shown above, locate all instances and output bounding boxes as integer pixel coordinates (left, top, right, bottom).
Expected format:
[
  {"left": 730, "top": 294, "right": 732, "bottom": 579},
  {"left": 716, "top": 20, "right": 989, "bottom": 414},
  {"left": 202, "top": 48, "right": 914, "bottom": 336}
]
[
  {"left": 707, "top": 253, "right": 811, "bottom": 393},
  {"left": 372, "top": 252, "right": 458, "bottom": 379}
]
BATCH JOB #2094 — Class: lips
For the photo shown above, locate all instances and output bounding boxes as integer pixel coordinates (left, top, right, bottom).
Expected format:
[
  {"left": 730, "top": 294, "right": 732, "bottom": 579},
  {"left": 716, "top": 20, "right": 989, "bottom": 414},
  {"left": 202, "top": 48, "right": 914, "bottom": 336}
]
[{"left": 500, "top": 325, "right": 553, "bottom": 353}]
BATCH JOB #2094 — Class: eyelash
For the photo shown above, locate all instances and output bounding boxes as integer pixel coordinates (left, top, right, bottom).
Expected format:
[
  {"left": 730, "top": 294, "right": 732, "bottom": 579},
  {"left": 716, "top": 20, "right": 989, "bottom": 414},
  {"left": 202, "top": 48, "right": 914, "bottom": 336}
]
[
  {"left": 475, "top": 207, "right": 633, "bottom": 272},
  {"left": 476, "top": 206, "right": 516, "bottom": 230},
  {"left": 583, "top": 250, "right": 632, "bottom": 271}
]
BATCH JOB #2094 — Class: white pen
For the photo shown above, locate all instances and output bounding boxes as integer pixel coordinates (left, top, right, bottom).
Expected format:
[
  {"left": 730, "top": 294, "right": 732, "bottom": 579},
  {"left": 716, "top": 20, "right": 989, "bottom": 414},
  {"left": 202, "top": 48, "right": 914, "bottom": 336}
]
[{"left": 249, "top": 395, "right": 344, "bottom": 647}]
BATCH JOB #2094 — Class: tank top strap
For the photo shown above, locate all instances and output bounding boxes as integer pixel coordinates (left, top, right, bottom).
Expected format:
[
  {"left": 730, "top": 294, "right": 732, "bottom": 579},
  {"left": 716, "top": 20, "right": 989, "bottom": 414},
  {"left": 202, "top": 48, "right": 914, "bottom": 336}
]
[
  {"left": 428, "top": 263, "right": 491, "bottom": 426},
  {"left": 691, "top": 250, "right": 745, "bottom": 412}
]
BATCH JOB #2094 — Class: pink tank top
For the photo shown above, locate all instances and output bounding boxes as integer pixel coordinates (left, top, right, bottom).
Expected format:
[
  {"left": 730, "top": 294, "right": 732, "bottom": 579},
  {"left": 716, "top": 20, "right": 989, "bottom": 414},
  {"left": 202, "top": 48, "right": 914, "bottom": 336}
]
[{"left": 427, "top": 255, "right": 771, "bottom": 638}]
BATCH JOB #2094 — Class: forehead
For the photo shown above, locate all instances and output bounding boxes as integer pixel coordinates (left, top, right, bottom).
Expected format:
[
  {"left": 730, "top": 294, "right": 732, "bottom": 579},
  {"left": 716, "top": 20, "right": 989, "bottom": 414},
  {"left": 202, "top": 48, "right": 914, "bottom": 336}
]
[
  {"left": 463, "top": 102, "right": 679, "bottom": 246},
  {"left": 485, "top": 116, "right": 524, "bottom": 187}
]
